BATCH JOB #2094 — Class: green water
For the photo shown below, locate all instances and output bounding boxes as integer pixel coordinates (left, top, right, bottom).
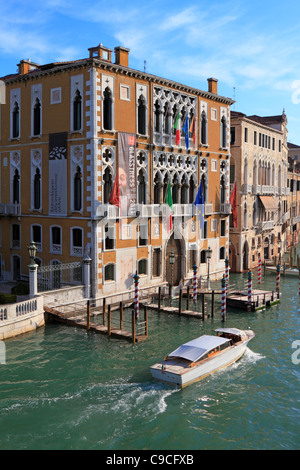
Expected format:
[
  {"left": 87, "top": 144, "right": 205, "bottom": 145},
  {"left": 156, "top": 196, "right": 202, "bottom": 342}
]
[{"left": 0, "top": 271, "right": 299, "bottom": 450}]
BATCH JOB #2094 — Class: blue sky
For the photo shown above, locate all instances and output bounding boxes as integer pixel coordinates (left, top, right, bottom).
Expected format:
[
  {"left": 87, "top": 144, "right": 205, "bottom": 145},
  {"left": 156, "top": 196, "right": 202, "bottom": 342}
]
[{"left": 1, "top": 0, "right": 300, "bottom": 144}]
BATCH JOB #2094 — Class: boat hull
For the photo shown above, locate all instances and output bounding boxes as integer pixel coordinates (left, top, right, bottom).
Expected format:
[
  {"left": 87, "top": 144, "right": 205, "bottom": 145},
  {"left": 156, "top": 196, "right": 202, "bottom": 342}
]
[{"left": 150, "top": 340, "right": 250, "bottom": 388}]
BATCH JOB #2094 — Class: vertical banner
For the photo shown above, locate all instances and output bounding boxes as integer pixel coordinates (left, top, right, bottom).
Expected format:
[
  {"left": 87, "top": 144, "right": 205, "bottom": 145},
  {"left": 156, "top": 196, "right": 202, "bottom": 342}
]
[
  {"left": 118, "top": 132, "right": 136, "bottom": 217},
  {"left": 49, "top": 132, "right": 68, "bottom": 216}
]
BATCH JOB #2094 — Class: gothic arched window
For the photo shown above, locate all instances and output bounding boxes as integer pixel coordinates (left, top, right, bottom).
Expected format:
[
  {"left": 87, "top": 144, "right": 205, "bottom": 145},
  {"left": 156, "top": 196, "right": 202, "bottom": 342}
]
[
  {"left": 12, "top": 102, "right": 20, "bottom": 138},
  {"left": 33, "top": 98, "right": 41, "bottom": 136},
  {"left": 201, "top": 111, "right": 207, "bottom": 145},
  {"left": 74, "top": 166, "right": 82, "bottom": 211},
  {"left": 103, "top": 167, "right": 113, "bottom": 203},
  {"left": 221, "top": 116, "right": 227, "bottom": 148},
  {"left": 34, "top": 168, "right": 41, "bottom": 210},
  {"left": 73, "top": 90, "right": 82, "bottom": 131},
  {"left": 13, "top": 169, "right": 20, "bottom": 204},
  {"left": 138, "top": 95, "right": 146, "bottom": 135},
  {"left": 103, "top": 87, "right": 112, "bottom": 130},
  {"left": 138, "top": 169, "right": 146, "bottom": 204}
]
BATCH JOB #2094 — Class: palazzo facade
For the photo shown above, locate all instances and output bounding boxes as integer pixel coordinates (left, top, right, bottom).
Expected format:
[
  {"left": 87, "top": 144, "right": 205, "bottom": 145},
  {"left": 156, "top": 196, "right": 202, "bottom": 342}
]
[
  {"left": 0, "top": 43, "right": 233, "bottom": 297},
  {"left": 229, "top": 110, "right": 290, "bottom": 272}
]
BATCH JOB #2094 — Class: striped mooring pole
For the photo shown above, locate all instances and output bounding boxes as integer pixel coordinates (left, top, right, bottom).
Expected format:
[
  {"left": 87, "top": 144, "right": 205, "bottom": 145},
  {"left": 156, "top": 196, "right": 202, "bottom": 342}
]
[
  {"left": 193, "top": 264, "right": 197, "bottom": 303},
  {"left": 276, "top": 263, "right": 280, "bottom": 298},
  {"left": 225, "top": 258, "right": 229, "bottom": 293},
  {"left": 221, "top": 274, "right": 226, "bottom": 321},
  {"left": 133, "top": 271, "right": 140, "bottom": 319},
  {"left": 247, "top": 270, "right": 252, "bottom": 312},
  {"left": 258, "top": 255, "right": 261, "bottom": 284}
]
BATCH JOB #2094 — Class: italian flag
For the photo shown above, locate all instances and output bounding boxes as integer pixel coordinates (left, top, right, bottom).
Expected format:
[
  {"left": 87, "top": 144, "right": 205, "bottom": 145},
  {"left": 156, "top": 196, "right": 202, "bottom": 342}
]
[
  {"left": 165, "top": 181, "right": 173, "bottom": 233},
  {"left": 174, "top": 113, "right": 181, "bottom": 146}
]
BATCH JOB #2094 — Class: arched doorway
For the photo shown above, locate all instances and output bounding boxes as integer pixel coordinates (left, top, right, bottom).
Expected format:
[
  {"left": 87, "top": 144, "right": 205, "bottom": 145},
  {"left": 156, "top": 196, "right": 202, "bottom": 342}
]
[
  {"left": 166, "top": 233, "right": 182, "bottom": 286},
  {"left": 242, "top": 241, "right": 249, "bottom": 271}
]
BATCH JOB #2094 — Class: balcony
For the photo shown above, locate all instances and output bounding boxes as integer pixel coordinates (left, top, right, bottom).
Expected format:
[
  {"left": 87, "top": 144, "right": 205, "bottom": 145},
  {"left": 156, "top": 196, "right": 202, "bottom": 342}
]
[
  {"left": 220, "top": 203, "right": 231, "bottom": 214},
  {"left": 0, "top": 203, "right": 21, "bottom": 216},
  {"left": 204, "top": 203, "right": 213, "bottom": 215},
  {"left": 258, "top": 220, "right": 274, "bottom": 231}
]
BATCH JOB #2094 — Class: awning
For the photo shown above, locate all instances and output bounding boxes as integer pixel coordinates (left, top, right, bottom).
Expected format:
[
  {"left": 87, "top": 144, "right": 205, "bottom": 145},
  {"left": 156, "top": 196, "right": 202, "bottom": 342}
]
[{"left": 258, "top": 196, "right": 277, "bottom": 211}]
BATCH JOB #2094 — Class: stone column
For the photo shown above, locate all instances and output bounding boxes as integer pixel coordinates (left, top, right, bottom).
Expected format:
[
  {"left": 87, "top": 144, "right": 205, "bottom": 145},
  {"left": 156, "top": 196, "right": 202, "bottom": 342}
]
[{"left": 28, "top": 263, "right": 38, "bottom": 298}]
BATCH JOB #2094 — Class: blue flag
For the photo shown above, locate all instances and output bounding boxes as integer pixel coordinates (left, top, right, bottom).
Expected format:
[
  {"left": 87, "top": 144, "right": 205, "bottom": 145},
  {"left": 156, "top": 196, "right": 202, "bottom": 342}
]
[
  {"left": 183, "top": 116, "right": 189, "bottom": 150},
  {"left": 194, "top": 180, "right": 204, "bottom": 228}
]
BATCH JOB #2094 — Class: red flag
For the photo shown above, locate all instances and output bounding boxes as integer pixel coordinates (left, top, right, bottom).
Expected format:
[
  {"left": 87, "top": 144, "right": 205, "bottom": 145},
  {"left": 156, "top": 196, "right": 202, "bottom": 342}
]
[
  {"left": 189, "top": 115, "right": 196, "bottom": 145},
  {"left": 230, "top": 182, "right": 237, "bottom": 228},
  {"left": 109, "top": 175, "right": 120, "bottom": 207}
]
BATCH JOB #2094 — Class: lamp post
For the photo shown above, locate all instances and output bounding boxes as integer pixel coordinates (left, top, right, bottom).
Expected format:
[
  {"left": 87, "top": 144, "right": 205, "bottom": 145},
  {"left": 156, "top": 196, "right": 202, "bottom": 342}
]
[
  {"left": 169, "top": 250, "right": 175, "bottom": 305},
  {"left": 27, "top": 241, "right": 38, "bottom": 298},
  {"left": 206, "top": 246, "right": 212, "bottom": 290}
]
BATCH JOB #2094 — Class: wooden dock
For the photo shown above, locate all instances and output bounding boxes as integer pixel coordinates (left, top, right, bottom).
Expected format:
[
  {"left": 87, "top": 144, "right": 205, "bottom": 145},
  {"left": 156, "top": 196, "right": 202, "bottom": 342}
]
[
  {"left": 44, "top": 303, "right": 148, "bottom": 343},
  {"left": 226, "top": 289, "right": 280, "bottom": 311}
]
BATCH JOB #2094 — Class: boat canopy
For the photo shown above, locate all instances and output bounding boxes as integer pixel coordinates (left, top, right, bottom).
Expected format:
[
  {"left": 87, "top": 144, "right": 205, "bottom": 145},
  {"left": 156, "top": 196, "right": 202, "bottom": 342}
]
[{"left": 168, "top": 335, "right": 230, "bottom": 363}]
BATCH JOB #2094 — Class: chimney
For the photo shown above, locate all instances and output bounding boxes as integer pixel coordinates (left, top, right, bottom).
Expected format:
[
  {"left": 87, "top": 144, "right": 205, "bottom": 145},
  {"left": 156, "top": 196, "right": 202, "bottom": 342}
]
[
  {"left": 207, "top": 77, "right": 218, "bottom": 94},
  {"left": 17, "top": 59, "right": 39, "bottom": 75},
  {"left": 88, "top": 44, "right": 112, "bottom": 62},
  {"left": 114, "top": 46, "right": 130, "bottom": 67}
]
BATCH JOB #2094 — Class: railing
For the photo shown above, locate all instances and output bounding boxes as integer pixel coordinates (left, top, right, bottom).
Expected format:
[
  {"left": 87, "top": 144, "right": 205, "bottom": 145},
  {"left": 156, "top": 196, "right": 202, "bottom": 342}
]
[
  {"left": 0, "top": 203, "right": 21, "bottom": 216},
  {"left": 220, "top": 203, "right": 231, "bottom": 214},
  {"left": 0, "top": 297, "right": 43, "bottom": 322}
]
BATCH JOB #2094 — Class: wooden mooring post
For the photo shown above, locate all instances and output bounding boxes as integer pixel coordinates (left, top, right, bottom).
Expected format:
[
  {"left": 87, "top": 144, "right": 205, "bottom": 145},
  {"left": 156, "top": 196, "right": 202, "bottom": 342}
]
[
  {"left": 186, "top": 286, "right": 190, "bottom": 310},
  {"left": 211, "top": 290, "right": 215, "bottom": 317},
  {"left": 108, "top": 305, "right": 111, "bottom": 337},
  {"left": 120, "top": 301, "right": 123, "bottom": 330},
  {"left": 178, "top": 288, "right": 183, "bottom": 315},
  {"left": 103, "top": 298, "right": 106, "bottom": 326},
  {"left": 144, "top": 305, "right": 148, "bottom": 337},
  {"left": 202, "top": 293, "right": 205, "bottom": 320},
  {"left": 158, "top": 287, "right": 161, "bottom": 312},
  {"left": 86, "top": 300, "right": 90, "bottom": 330}
]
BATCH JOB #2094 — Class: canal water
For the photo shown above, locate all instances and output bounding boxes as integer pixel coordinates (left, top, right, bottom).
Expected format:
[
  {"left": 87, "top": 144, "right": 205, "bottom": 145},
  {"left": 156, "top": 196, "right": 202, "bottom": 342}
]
[{"left": 0, "top": 271, "right": 299, "bottom": 450}]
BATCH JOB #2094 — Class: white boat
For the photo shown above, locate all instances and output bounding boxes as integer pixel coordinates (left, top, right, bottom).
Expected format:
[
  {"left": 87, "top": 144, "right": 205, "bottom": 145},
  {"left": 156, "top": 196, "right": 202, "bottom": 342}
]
[
  {"left": 266, "top": 265, "right": 299, "bottom": 276},
  {"left": 150, "top": 328, "right": 255, "bottom": 388}
]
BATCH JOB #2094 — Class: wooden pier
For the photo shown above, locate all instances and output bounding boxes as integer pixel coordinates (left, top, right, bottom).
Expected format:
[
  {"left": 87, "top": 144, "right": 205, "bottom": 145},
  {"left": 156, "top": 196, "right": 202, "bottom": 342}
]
[
  {"left": 44, "top": 300, "right": 148, "bottom": 343},
  {"left": 226, "top": 289, "right": 280, "bottom": 311}
]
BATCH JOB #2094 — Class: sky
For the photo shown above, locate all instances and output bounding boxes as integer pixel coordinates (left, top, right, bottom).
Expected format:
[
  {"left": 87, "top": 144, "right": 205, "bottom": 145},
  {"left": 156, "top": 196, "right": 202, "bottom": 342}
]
[{"left": 1, "top": 0, "right": 300, "bottom": 144}]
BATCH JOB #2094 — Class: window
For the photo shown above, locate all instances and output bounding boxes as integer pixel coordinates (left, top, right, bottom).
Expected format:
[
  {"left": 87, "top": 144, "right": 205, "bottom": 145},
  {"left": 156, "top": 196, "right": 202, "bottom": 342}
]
[
  {"left": 221, "top": 219, "right": 226, "bottom": 237},
  {"left": 104, "top": 263, "right": 115, "bottom": 281},
  {"left": 244, "top": 127, "right": 248, "bottom": 142},
  {"left": 230, "top": 127, "right": 235, "bottom": 145},
  {"left": 13, "top": 169, "right": 20, "bottom": 204},
  {"left": 200, "top": 250, "right": 206, "bottom": 263},
  {"left": 73, "top": 90, "right": 82, "bottom": 131},
  {"left": 31, "top": 225, "right": 42, "bottom": 251},
  {"left": 201, "top": 111, "right": 207, "bottom": 145},
  {"left": 138, "top": 169, "right": 146, "bottom": 204},
  {"left": 103, "top": 166, "right": 113, "bottom": 203},
  {"left": 221, "top": 116, "right": 227, "bottom": 148},
  {"left": 71, "top": 228, "right": 83, "bottom": 256},
  {"left": 12, "top": 224, "right": 20, "bottom": 248},
  {"left": 138, "top": 259, "right": 147, "bottom": 275},
  {"left": 254, "top": 131, "right": 257, "bottom": 145},
  {"left": 211, "top": 219, "right": 217, "bottom": 231},
  {"left": 220, "top": 246, "right": 226, "bottom": 259},
  {"left": 33, "top": 168, "right": 41, "bottom": 210},
  {"left": 33, "top": 98, "right": 41, "bottom": 136},
  {"left": 152, "top": 248, "right": 161, "bottom": 277},
  {"left": 138, "top": 224, "right": 148, "bottom": 246},
  {"left": 103, "top": 87, "right": 112, "bottom": 130},
  {"left": 138, "top": 95, "right": 146, "bottom": 135},
  {"left": 154, "top": 100, "right": 161, "bottom": 133},
  {"left": 279, "top": 140, "right": 282, "bottom": 152},
  {"left": 104, "top": 225, "right": 115, "bottom": 250},
  {"left": 51, "top": 226, "right": 62, "bottom": 253},
  {"left": 120, "top": 84, "right": 130, "bottom": 101},
  {"left": 73, "top": 166, "right": 82, "bottom": 211},
  {"left": 12, "top": 102, "right": 20, "bottom": 138}
]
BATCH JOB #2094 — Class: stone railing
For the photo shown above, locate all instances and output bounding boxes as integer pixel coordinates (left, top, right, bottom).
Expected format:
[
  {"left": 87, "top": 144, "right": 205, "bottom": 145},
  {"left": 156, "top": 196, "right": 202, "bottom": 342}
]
[{"left": 0, "top": 296, "right": 44, "bottom": 322}]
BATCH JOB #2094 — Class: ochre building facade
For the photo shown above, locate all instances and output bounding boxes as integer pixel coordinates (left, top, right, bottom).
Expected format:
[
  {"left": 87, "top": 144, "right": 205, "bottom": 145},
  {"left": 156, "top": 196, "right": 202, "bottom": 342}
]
[{"left": 0, "top": 44, "right": 234, "bottom": 296}]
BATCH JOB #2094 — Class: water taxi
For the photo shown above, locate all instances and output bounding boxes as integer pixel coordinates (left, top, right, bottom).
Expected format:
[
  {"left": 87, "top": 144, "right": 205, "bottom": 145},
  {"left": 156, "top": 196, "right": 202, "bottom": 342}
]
[
  {"left": 150, "top": 328, "right": 255, "bottom": 388},
  {"left": 266, "top": 266, "right": 299, "bottom": 276}
]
